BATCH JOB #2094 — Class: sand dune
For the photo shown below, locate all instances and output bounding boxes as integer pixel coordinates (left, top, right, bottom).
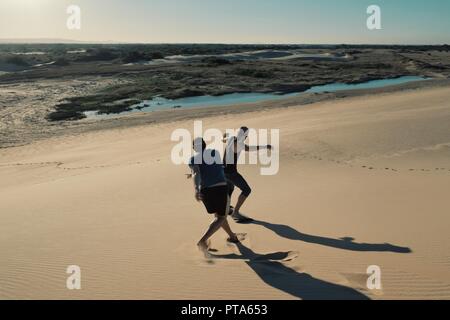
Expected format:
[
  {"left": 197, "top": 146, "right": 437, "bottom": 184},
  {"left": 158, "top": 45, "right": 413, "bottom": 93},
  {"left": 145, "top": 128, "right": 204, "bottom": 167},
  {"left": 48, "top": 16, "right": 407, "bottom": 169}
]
[{"left": 0, "top": 86, "right": 449, "bottom": 299}]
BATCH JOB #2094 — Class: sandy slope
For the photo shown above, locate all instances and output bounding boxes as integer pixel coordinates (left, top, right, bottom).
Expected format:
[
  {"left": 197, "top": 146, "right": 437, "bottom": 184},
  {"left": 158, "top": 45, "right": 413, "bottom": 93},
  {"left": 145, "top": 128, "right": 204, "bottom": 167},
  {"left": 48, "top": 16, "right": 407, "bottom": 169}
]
[{"left": 0, "top": 86, "right": 449, "bottom": 300}]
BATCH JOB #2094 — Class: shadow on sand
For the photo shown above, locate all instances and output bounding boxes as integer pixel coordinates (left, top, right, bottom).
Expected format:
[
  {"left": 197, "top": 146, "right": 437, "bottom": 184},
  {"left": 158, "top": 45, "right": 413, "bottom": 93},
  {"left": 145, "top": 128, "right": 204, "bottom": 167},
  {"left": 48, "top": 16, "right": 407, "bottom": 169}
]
[
  {"left": 252, "top": 220, "right": 412, "bottom": 253},
  {"left": 211, "top": 243, "right": 370, "bottom": 300}
]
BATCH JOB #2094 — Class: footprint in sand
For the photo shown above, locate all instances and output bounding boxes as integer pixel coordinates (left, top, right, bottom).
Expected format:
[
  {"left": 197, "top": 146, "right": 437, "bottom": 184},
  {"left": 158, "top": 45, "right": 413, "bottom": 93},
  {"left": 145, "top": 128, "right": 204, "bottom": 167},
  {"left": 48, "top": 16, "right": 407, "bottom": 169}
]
[
  {"left": 232, "top": 233, "right": 248, "bottom": 242},
  {"left": 192, "top": 233, "right": 249, "bottom": 263},
  {"left": 341, "top": 272, "right": 384, "bottom": 296}
]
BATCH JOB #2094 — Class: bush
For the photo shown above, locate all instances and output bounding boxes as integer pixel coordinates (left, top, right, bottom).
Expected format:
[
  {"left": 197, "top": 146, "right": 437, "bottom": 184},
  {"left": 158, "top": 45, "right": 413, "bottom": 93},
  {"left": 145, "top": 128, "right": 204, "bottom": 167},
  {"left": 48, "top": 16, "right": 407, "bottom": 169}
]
[
  {"left": 54, "top": 58, "right": 70, "bottom": 66},
  {"left": 47, "top": 110, "right": 86, "bottom": 121},
  {"left": 76, "top": 48, "right": 118, "bottom": 62},
  {"left": 233, "top": 68, "right": 274, "bottom": 78},
  {"left": 201, "top": 57, "right": 231, "bottom": 66},
  {"left": 150, "top": 52, "right": 164, "bottom": 60},
  {"left": 122, "top": 51, "right": 148, "bottom": 63},
  {"left": 5, "top": 55, "right": 30, "bottom": 66}
]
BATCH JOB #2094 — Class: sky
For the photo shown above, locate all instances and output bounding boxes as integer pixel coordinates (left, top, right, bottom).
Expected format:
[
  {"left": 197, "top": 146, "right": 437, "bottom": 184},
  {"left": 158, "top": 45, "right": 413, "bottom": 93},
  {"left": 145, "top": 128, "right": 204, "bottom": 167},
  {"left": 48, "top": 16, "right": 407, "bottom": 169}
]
[{"left": 0, "top": 0, "right": 449, "bottom": 44}]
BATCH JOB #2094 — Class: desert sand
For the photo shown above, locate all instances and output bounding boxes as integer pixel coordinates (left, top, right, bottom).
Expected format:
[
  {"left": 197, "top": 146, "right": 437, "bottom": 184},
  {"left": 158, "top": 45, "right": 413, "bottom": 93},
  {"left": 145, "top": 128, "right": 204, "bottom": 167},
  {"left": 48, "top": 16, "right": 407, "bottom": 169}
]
[{"left": 0, "top": 86, "right": 449, "bottom": 300}]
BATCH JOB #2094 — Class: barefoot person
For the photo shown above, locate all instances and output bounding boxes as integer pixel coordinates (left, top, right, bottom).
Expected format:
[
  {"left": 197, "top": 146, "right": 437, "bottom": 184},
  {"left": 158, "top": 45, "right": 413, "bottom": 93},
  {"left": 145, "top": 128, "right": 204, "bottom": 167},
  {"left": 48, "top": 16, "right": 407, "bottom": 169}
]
[
  {"left": 189, "top": 138, "right": 240, "bottom": 255},
  {"left": 223, "top": 127, "right": 272, "bottom": 223}
]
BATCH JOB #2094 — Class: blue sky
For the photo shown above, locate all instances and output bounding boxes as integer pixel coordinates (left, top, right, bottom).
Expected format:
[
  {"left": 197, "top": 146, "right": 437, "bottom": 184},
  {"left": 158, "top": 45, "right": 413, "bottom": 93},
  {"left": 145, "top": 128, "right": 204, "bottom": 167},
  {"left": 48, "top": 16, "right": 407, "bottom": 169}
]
[{"left": 0, "top": 0, "right": 449, "bottom": 44}]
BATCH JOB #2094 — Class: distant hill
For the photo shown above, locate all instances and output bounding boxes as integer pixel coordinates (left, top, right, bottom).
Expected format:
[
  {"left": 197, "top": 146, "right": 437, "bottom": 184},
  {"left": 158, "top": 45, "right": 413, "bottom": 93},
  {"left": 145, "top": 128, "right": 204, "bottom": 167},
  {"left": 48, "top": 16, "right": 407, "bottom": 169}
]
[{"left": 0, "top": 38, "right": 120, "bottom": 44}]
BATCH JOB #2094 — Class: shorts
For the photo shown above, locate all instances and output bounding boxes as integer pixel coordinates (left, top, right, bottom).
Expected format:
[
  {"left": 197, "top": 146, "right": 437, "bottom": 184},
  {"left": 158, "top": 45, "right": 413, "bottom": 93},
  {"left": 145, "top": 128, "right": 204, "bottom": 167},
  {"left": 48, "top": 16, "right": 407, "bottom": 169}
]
[{"left": 201, "top": 185, "right": 229, "bottom": 217}]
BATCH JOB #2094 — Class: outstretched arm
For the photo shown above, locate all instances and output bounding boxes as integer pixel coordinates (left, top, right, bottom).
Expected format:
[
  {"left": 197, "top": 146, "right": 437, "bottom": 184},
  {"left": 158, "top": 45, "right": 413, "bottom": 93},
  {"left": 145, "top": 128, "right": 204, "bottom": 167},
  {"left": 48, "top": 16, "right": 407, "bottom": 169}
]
[{"left": 245, "top": 144, "right": 272, "bottom": 152}]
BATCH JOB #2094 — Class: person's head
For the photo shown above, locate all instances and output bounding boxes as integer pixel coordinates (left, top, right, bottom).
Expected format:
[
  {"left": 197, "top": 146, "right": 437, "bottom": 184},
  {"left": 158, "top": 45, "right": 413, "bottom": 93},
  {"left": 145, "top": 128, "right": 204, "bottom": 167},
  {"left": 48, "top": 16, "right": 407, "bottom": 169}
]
[
  {"left": 238, "top": 126, "right": 249, "bottom": 140},
  {"left": 193, "top": 137, "right": 206, "bottom": 153}
]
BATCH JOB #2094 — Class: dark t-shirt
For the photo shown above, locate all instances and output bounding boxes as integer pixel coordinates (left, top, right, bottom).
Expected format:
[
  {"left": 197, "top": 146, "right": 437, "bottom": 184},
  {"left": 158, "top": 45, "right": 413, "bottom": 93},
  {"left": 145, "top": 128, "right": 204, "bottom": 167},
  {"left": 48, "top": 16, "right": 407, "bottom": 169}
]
[
  {"left": 189, "top": 149, "right": 226, "bottom": 189},
  {"left": 223, "top": 137, "right": 241, "bottom": 174}
]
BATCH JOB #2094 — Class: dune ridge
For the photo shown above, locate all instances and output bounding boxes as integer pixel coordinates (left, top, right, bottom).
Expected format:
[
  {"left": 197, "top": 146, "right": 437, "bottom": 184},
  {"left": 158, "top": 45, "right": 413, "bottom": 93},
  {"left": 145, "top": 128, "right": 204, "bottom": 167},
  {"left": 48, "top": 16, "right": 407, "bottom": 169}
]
[{"left": 0, "top": 86, "right": 449, "bottom": 299}]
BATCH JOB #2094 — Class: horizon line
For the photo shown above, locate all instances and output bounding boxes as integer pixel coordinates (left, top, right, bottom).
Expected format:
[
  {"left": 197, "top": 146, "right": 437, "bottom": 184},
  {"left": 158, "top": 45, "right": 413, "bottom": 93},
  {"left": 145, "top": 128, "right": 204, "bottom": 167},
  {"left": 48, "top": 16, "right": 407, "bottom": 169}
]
[{"left": 0, "top": 39, "right": 449, "bottom": 46}]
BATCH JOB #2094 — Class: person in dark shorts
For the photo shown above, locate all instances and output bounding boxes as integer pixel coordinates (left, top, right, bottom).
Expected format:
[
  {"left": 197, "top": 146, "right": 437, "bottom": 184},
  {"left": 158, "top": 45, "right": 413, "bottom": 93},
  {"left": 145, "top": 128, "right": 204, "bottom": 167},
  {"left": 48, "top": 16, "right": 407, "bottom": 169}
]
[
  {"left": 189, "top": 138, "right": 240, "bottom": 255},
  {"left": 223, "top": 127, "right": 272, "bottom": 223}
]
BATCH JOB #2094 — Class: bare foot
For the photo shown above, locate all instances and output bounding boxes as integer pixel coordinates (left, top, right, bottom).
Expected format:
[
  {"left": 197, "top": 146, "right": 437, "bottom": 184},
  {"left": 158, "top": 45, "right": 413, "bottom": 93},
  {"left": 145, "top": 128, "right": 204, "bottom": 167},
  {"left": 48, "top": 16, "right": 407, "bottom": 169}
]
[
  {"left": 227, "top": 234, "right": 240, "bottom": 244},
  {"left": 227, "top": 233, "right": 247, "bottom": 244},
  {"left": 197, "top": 241, "right": 212, "bottom": 258}
]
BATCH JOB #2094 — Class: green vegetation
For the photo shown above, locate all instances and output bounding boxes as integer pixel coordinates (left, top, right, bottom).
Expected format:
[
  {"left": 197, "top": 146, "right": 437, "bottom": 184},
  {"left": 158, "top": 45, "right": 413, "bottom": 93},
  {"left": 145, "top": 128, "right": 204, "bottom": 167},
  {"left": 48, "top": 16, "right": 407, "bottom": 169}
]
[
  {"left": 1, "top": 43, "right": 448, "bottom": 122},
  {"left": 54, "top": 58, "right": 70, "bottom": 66},
  {"left": 47, "top": 96, "right": 142, "bottom": 121},
  {"left": 4, "top": 55, "right": 30, "bottom": 66},
  {"left": 232, "top": 67, "right": 275, "bottom": 79}
]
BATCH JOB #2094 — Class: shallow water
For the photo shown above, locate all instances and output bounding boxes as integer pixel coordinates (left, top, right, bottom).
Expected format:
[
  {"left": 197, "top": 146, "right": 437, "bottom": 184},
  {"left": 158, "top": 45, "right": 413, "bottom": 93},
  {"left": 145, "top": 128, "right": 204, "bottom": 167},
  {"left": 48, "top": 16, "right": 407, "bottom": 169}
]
[
  {"left": 85, "top": 76, "right": 428, "bottom": 119},
  {"left": 135, "top": 92, "right": 298, "bottom": 111},
  {"left": 305, "top": 76, "right": 428, "bottom": 93},
  {"left": 67, "top": 50, "right": 87, "bottom": 54},
  {"left": 12, "top": 52, "right": 46, "bottom": 55}
]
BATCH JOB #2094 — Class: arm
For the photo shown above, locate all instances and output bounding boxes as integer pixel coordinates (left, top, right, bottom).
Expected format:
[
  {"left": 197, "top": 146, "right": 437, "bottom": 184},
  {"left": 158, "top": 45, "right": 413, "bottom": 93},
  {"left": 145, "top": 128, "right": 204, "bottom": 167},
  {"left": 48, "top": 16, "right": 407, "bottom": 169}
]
[
  {"left": 190, "top": 163, "right": 203, "bottom": 201},
  {"left": 245, "top": 144, "right": 272, "bottom": 152}
]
